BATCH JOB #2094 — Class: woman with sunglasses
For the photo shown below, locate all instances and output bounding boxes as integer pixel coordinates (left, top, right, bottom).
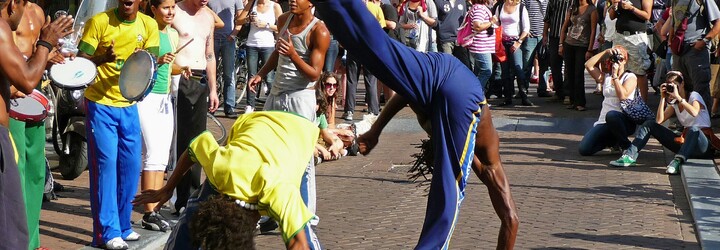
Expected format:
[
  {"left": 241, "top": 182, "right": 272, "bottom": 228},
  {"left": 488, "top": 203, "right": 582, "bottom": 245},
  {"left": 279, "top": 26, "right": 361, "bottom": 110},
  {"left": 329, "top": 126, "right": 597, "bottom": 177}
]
[
  {"left": 318, "top": 72, "right": 340, "bottom": 127},
  {"left": 579, "top": 46, "right": 640, "bottom": 156},
  {"left": 609, "top": 71, "right": 720, "bottom": 174}
]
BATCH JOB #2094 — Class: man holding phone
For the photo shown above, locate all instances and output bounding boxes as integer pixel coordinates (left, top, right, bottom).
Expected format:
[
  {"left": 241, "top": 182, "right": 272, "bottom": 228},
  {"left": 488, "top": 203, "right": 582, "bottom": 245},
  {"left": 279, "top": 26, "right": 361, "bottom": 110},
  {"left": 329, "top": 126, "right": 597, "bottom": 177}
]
[{"left": 608, "top": 0, "right": 653, "bottom": 101}]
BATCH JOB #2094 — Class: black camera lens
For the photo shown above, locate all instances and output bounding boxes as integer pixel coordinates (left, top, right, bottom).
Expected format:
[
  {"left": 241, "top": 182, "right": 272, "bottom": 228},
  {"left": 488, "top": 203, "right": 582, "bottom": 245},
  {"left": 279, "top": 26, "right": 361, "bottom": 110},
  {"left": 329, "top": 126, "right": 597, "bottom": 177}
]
[{"left": 667, "top": 84, "right": 675, "bottom": 93}]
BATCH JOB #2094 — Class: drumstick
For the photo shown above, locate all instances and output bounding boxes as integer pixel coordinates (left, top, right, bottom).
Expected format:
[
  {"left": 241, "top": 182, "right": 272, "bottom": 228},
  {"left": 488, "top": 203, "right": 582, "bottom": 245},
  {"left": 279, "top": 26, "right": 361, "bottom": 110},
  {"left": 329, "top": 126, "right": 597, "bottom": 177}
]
[{"left": 174, "top": 38, "right": 194, "bottom": 54}]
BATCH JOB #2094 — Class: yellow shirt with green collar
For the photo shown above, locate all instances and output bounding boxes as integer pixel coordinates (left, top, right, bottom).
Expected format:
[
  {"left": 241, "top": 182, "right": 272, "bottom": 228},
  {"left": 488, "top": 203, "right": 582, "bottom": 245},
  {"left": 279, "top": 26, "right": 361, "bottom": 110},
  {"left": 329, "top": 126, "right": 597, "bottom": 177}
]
[
  {"left": 78, "top": 9, "right": 160, "bottom": 107},
  {"left": 187, "top": 111, "right": 319, "bottom": 244},
  {"left": 367, "top": 1, "right": 387, "bottom": 28}
]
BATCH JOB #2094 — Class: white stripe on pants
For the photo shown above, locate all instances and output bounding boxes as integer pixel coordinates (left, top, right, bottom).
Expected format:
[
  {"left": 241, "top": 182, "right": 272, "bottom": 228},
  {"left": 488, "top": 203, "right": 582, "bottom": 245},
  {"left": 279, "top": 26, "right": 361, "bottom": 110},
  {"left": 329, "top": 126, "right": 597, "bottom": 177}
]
[{"left": 138, "top": 92, "right": 175, "bottom": 171}]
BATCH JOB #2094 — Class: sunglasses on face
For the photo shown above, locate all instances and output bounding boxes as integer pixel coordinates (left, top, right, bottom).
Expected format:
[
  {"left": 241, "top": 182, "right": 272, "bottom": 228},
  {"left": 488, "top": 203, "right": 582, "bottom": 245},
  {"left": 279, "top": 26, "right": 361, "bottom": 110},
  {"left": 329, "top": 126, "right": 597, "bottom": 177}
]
[{"left": 325, "top": 82, "right": 338, "bottom": 88}]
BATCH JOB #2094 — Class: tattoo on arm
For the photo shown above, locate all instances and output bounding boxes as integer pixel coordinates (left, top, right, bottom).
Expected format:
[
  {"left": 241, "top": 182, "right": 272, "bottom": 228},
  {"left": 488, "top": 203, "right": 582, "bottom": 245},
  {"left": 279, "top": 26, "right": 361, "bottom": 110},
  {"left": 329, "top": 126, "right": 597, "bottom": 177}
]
[{"left": 206, "top": 53, "right": 214, "bottom": 61}]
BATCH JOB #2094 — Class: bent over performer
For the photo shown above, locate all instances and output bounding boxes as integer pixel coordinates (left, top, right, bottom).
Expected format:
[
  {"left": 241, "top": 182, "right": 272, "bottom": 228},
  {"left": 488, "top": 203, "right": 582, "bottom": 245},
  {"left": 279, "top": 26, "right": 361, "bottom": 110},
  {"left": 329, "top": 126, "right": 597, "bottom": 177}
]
[
  {"left": 134, "top": 111, "right": 322, "bottom": 250},
  {"left": 312, "top": 0, "right": 519, "bottom": 249}
]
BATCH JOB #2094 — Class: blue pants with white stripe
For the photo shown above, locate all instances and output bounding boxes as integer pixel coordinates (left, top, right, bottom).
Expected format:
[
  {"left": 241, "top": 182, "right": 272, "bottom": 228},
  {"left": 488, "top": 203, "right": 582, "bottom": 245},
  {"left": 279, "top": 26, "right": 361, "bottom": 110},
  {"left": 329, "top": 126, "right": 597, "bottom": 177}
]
[
  {"left": 313, "top": 0, "right": 486, "bottom": 248},
  {"left": 85, "top": 99, "right": 142, "bottom": 245}
]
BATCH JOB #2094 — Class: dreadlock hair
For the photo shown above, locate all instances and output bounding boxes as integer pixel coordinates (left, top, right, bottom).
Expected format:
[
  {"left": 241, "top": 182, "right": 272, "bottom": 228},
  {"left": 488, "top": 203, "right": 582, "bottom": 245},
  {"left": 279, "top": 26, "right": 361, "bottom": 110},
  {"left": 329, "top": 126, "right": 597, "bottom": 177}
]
[{"left": 189, "top": 194, "right": 257, "bottom": 250}]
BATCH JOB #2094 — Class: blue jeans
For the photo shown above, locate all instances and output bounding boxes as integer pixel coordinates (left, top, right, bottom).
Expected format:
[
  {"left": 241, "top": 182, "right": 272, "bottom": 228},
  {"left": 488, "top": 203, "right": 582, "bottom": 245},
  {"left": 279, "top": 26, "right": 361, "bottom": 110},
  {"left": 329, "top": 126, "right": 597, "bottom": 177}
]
[
  {"left": 214, "top": 37, "right": 237, "bottom": 111},
  {"left": 626, "top": 120, "right": 714, "bottom": 160},
  {"left": 578, "top": 111, "right": 637, "bottom": 156},
  {"left": 471, "top": 52, "right": 492, "bottom": 90},
  {"left": 501, "top": 41, "right": 527, "bottom": 101},
  {"left": 324, "top": 39, "right": 339, "bottom": 72},
  {"left": 246, "top": 46, "right": 275, "bottom": 107},
  {"left": 521, "top": 36, "right": 541, "bottom": 93}
]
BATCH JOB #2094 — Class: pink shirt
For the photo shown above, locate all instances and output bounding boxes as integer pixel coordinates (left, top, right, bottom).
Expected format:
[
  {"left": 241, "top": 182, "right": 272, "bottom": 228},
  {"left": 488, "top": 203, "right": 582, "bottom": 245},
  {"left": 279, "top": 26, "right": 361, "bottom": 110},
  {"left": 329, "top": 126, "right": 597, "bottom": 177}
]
[{"left": 468, "top": 4, "right": 495, "bottom": 54}]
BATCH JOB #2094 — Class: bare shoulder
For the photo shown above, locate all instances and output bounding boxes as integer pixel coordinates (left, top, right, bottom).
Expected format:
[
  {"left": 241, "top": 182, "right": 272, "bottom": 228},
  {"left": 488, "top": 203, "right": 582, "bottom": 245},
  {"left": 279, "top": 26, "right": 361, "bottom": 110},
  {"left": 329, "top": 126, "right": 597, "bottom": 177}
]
[
  {"left": 311, "top": 20, "right": 329, "bottom": 39},
  {"left": 200, "top": 7, "right": 217, "bottom": 23},
  {"left": 277, "top": 12, "right": 291, "bottom": 24},
  {"left": 29, "top": 3, "right": 44, "bottom": 17}
]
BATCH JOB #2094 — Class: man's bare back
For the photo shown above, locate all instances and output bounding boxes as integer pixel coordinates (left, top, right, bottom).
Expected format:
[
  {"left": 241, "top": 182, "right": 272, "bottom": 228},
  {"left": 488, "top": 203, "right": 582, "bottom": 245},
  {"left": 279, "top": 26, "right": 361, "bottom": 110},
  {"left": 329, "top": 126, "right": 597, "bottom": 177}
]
[
  {"left": 173, "top": 1, "right": 215, "bottom": 69},
  {"left": 12, "top": 2, "right": 43, "bottom": 58}
]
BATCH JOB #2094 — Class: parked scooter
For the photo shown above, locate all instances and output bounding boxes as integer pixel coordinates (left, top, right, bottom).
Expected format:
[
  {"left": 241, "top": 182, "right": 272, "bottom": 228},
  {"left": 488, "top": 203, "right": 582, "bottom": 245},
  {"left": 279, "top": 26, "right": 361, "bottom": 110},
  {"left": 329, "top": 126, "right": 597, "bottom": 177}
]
[{"left": 51, "top": 86, "right": 87, "bottom": 180}]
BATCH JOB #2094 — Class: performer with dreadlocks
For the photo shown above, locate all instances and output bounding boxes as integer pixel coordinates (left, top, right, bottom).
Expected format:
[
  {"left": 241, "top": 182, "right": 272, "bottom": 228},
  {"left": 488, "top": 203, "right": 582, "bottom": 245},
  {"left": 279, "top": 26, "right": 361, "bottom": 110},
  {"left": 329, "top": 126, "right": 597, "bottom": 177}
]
[{"left": 311, "top": 0, "right": 519, "bottom": 249}]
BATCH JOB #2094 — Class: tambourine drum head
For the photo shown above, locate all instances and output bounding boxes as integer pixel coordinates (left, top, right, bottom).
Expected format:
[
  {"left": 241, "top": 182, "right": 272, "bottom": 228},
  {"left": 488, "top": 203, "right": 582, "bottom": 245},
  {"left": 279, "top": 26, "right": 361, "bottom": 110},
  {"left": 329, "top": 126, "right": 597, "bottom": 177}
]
[
  {"left": 49, "top": 57, "right": 97, "bottom": 89},
  {"left": 9, "top": 90, "right": 49, "bottom": 122},
  {"left": 119, "top": 50, "right": 156, "bottom": 101}
]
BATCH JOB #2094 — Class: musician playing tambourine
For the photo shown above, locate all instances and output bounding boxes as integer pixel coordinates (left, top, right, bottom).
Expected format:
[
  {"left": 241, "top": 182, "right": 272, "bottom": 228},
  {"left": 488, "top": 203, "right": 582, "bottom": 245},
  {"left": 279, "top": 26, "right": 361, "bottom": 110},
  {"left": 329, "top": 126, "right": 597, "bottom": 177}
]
[{"left": 76, "top": 0, "right": 160, "bottom": 248}]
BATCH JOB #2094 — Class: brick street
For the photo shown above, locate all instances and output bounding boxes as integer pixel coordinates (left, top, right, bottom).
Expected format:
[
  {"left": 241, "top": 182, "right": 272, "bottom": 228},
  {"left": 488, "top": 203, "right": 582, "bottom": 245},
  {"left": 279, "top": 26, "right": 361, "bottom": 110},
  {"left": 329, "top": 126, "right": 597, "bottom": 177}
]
[{"left": 39, "top": 83, "right": 701, "bottom": 249}]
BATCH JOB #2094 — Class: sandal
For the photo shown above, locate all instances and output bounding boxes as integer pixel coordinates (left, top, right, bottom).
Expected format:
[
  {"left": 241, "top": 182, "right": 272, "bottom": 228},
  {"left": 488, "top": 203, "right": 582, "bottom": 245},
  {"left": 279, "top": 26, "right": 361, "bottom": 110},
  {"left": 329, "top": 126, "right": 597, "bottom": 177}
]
[{"left": 576, "top": 106, "right": 587, "bottom": 111}]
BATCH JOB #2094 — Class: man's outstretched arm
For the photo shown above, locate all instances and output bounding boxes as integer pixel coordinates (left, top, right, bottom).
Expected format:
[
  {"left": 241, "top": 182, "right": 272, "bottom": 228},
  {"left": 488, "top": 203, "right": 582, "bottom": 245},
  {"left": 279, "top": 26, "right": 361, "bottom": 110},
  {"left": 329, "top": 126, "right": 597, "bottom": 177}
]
[
  {"left": 133, "top": 150, "right": 193, "bottom": 207},
  {"left": 472, "top": 156, "right": 519, "bottom": 250},
  {"left": 357, "top": 94, "right": 410, "bottom": 155}
]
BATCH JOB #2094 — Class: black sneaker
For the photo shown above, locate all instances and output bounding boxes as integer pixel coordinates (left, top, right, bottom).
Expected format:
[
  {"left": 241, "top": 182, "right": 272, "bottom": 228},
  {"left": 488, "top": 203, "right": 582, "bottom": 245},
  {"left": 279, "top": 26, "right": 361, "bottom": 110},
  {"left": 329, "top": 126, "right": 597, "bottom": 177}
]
[
  {"left": 258, "top": 218, "right": 279, "bottom": 234},
  {"left": 225, "top": 109, "right": 239, "bottom": 119},
  {"left": 141, "top": 212, "right": 170, "bottom": 232}
]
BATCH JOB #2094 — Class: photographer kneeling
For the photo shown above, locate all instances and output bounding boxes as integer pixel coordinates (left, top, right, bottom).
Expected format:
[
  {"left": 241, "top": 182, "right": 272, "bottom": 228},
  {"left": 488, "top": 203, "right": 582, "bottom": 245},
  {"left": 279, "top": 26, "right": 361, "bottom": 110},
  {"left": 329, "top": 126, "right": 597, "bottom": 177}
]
[
  {"left": 579, "top": 46, "right": 639, "bottom": 156},
  {"left": 609, "top": 71, "right": 720, "bottom": 174}
]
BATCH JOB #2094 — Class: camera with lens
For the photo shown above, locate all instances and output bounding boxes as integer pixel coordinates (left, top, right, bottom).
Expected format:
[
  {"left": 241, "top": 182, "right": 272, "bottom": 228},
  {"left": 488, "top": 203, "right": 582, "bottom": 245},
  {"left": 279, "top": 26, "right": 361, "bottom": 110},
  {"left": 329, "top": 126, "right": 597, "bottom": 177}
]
[
  {"left": 666, "top": 83, "right": 676, "bottom": 93},
  {"left": 609, "top": 53, "right": 624, "bottom": 63}
]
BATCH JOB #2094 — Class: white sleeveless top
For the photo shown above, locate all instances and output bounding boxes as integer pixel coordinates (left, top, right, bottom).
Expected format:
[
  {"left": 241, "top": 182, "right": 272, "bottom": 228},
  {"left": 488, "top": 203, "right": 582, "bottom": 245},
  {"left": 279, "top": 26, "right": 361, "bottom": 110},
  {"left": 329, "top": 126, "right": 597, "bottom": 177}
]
[
  {"left": 246, "top": 2, "right": 278, "bottom": 48},
  {"left": 271, "top": 14, "right": 321, "bottom": 95},
  {"left": 671, "top": 92, "right": 711, "bottom": 128},
  {"left": 595, "top": 72, "right": 637, "bottom": 126}
]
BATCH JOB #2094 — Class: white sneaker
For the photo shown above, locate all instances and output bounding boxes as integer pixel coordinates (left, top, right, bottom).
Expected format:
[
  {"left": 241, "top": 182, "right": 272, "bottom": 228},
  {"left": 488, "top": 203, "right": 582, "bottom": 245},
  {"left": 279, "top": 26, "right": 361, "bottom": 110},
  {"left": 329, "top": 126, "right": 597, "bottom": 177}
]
[
  {"left": 105, "top": 237, "right": 129, "bottom": 250},
  {"left": 245, "top": 105, "right": 254, "bottom": 114},
  {"left": 124, "top": 231, "right": 141, "bottom": 241}
]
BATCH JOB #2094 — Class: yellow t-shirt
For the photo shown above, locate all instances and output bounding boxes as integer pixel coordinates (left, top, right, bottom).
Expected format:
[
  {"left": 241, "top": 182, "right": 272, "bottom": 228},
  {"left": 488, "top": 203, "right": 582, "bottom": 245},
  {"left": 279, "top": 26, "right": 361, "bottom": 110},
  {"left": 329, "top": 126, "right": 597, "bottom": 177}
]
[
  {"left": 187, "top": 111, "right": 320, "bottom": 244},
  {"left": 367, "top": 1, "right": 387, "bottom": 28},
  {"left": 78, "top": 9, "right": 160, "bottom": 107}
]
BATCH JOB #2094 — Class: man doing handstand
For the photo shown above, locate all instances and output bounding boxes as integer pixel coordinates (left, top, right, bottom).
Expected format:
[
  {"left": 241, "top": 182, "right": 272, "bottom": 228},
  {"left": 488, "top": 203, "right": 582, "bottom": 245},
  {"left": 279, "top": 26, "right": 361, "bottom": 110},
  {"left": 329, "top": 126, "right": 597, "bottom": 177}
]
[{"left": 312, "top": 0, "right": 520, "bottom": 249}]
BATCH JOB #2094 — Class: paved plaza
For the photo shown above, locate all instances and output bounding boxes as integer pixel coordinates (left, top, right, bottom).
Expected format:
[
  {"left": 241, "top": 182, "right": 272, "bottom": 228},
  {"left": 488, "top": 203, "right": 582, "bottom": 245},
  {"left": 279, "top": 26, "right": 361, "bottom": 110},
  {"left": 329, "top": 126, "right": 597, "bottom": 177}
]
[{"left": 38, "top": 83, "right": 705, "bottom": 249}]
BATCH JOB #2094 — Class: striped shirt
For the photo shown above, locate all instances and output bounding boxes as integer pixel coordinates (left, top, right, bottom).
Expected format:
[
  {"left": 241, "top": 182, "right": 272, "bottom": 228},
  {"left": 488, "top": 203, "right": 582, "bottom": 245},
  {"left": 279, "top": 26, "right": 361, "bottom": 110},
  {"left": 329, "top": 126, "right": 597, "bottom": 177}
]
[
  {"left": 468, "top": 4, "right": 495, "bottom": 54},
  {"left": 544, "top": 0, "right": 571, "bottom": 38},
  {"left": 522, "top": 0, "right": 548, "bottom": 36}
]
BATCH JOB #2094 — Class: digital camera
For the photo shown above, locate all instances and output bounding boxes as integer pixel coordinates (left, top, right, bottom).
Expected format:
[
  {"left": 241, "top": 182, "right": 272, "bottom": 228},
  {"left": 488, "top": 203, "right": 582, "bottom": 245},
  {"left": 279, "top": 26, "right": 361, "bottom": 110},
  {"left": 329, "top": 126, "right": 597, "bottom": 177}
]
[
  {"left": 609, "top": 53, "right": 624, "bottom": 63},
  {"left": 666, "top": 83, "right": 676, "bottom": 93}
]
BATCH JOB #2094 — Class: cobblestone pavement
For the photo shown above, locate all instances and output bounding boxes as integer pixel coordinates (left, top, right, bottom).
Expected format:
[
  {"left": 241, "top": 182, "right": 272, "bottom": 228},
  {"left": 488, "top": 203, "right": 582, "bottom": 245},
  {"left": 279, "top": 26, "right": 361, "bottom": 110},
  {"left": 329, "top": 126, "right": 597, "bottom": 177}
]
[{"left": 38, "top": 79, "right": 702, "bottom": 249}]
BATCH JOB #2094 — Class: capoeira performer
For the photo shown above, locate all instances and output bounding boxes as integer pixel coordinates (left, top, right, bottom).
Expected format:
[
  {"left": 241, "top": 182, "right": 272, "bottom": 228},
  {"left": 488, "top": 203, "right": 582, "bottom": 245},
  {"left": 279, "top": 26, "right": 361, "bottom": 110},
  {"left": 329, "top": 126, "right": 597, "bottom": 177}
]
[
  {"left": 134, "top": 111, "right": 323, "bottom": 250},
  {"left": 312, "top": 0, "right": 520, "bottom": 248}
]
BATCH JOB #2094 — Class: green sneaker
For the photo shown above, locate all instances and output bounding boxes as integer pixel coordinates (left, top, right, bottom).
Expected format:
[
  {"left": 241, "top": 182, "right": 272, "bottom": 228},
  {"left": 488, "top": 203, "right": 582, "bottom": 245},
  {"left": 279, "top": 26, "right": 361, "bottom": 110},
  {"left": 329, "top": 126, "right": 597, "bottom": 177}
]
[
  {"left": 609, "top": 155, "right": 636, "bottom": 167},
  {"left": 666, "top": 158, "right": 682, "bottom": 175}
]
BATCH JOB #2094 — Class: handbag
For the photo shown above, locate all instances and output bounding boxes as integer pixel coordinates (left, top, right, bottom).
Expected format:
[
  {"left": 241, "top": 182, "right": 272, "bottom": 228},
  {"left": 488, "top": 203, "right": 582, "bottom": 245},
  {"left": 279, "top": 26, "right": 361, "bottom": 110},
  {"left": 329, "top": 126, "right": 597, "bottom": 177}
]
[
  {"left": 457, "top": 12, "right": 475, "bottom": 47},
  {"left": 620, "top": 88, "right": 655, "bottom": 124},
  {"left": 670, "top": 1, "right": 704, "bottom": 55},
  {"left": 492, "top": 26, "right": 507, "bottom": 62},
  {"left": 237, "top": 0, "right": 259, "bottom": 40}
]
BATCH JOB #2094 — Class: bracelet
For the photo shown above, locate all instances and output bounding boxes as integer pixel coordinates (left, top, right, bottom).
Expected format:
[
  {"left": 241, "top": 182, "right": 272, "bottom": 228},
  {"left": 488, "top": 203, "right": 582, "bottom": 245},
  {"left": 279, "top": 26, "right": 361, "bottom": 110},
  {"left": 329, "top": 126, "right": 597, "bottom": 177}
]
[{"left": 36, "top": 40, "right": 53, "bottom": 51}]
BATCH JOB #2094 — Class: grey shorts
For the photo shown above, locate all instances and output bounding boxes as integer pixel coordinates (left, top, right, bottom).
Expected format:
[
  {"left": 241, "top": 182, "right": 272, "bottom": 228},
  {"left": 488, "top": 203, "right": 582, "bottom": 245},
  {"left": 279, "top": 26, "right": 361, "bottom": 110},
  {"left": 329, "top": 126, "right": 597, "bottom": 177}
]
[{"left": 263, "top": 89, "right": 317, "bottom": 122}]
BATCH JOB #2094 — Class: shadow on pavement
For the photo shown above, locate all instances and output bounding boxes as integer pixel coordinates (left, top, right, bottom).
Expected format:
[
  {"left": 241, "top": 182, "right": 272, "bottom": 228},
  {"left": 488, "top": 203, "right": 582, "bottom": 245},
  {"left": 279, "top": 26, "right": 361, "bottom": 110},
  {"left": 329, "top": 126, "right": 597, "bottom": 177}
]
[{"left": 551, "top": 232, "right": 698, "bottom": 249}]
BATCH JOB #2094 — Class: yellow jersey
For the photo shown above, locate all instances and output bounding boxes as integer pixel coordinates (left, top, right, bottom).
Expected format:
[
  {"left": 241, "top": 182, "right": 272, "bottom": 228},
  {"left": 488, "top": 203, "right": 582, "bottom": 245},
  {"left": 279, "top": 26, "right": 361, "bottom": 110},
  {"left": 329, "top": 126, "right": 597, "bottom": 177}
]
[
  {"left": 78, "top": 9, "right": 160, "bottom": 107},
  {"left": 188, "top": 111, "right": 319, "bottom": 243}
]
